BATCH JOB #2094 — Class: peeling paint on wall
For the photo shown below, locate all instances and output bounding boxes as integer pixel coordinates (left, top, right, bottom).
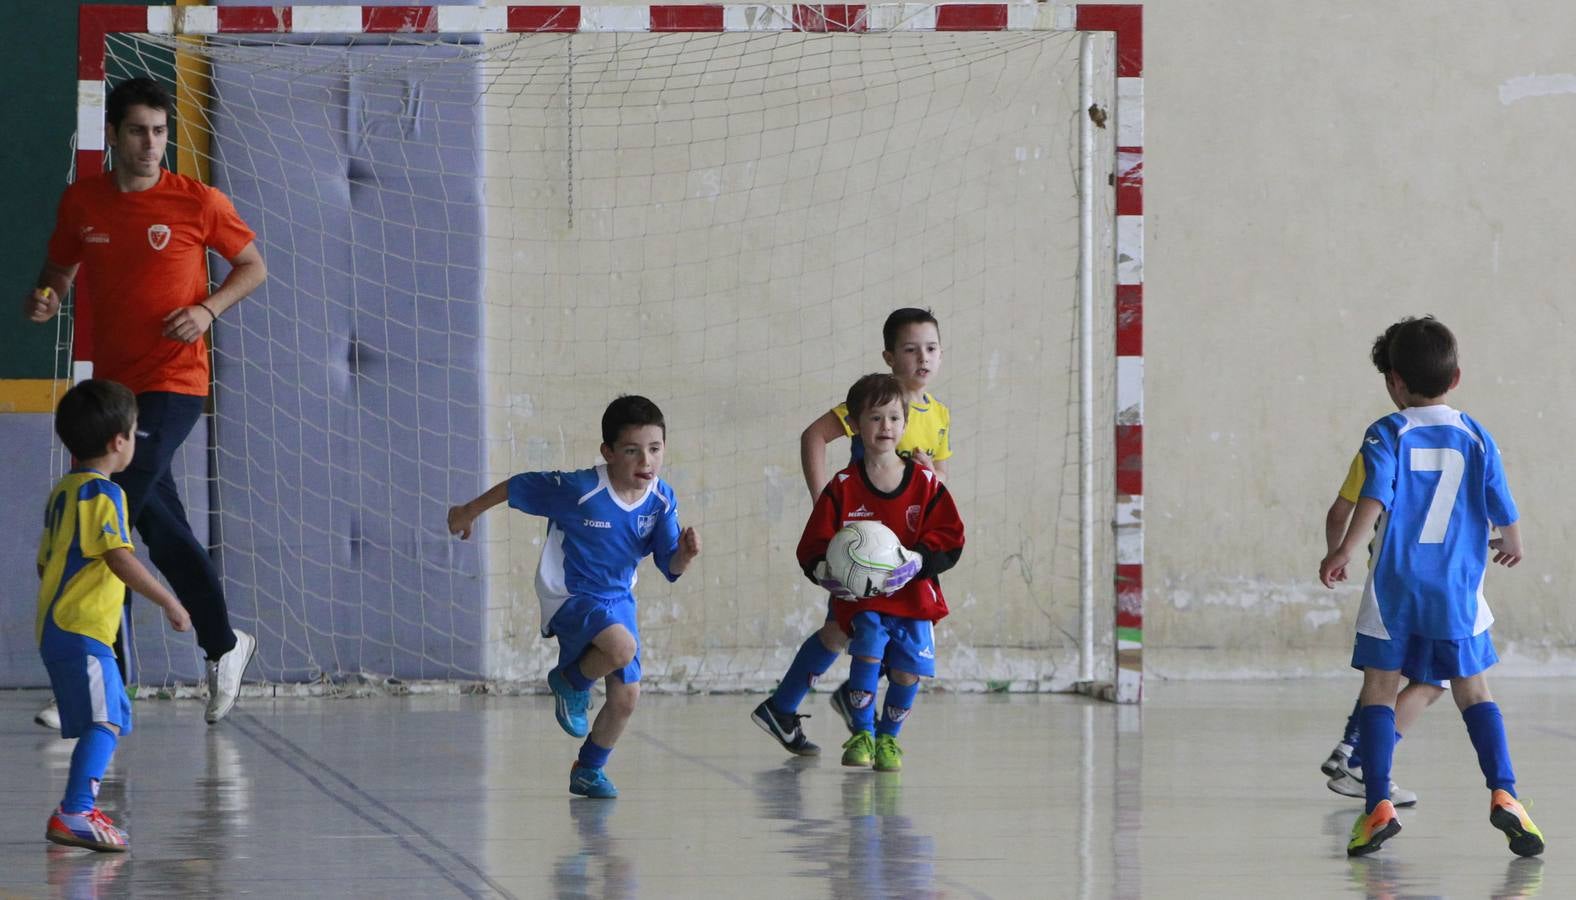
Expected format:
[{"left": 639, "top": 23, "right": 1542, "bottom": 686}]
[{"left": 1499, "top": 73, "right": 1576, "bottom": 105}]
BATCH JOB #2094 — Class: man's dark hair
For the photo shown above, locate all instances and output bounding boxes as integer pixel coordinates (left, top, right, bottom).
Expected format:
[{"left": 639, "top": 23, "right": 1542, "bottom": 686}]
[
  {"left": 602, "top": 395, "right": 666, "bottom": 446},
  {"left": 845, "top": 373, "right": 907, "bottom": 423},
  {"left": 107, "top": 77, "right": 175, "bottom": 130},
  {"left": 882, "top": 307, "right": 940, "bottom": 353},
  {"left": 55, "top": 379, "right": 137, "bottom": 461},
  {"left": 1386, "top": 316, "right": 1458, "bottom": 398}
]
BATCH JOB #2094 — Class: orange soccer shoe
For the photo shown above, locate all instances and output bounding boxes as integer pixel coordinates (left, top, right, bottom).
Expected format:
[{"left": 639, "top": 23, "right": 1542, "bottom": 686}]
[
  {"left": 1490, "top": 790, "right": 1545, "bottom": 858},
  {"left": 1347, "top": 799, "right": 1401, "bottom": 857}
]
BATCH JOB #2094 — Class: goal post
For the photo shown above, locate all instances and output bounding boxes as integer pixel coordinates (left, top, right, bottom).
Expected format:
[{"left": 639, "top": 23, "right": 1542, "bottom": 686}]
[{"left": 77, "top": 3, "right": 1143, "bottom": 703}]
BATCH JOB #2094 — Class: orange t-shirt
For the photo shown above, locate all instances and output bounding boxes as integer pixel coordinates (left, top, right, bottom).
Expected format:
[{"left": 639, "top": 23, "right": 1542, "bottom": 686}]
[{"left": 46, "top": 170, "right": 256, "bottom": 396}]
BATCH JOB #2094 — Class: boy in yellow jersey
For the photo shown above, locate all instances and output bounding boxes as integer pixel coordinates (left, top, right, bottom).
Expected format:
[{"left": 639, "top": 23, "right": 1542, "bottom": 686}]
[
  {"left": 1319, "top": 323, "right": 1446, "bottom": 807},
  {"left": 36, "top": 380, "right": 191, "bottom": 852},
  {"left": 753, "top": 308, "right": 951, "bottom": 755}
]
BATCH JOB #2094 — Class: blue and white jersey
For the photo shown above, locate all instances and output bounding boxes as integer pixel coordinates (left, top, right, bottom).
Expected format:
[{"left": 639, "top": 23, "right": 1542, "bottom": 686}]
[
  {"left": 1355, "top": 405, "right": 1517, "bottom": 642},
  {"left": 508, "top": 465, "right": 683, "bottom": 635}
]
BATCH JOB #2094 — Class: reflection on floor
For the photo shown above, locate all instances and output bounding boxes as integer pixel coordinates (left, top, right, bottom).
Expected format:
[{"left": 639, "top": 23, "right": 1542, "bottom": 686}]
[{"left": 1, "top": 679, "right": 1567, "bottom": 898}]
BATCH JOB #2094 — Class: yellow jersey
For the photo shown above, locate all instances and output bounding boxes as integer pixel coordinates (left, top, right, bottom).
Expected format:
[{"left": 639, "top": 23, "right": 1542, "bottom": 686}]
[
  {"left": 1338, "top": 453, "right": 1364, "bottom": 504},
  {"left": 833, "top": 392, "right": 952, "bottom": 464},
  {"left": 37, "top": 470, "right": 134, "bottom": 657}
]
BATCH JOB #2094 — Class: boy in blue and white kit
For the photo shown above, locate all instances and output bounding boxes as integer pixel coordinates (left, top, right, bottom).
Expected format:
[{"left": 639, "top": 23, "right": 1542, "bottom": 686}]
[
  {"left": 1319, "top": 321, "right": 1445, "bottom": 807},
  {"left": 37, "top": 380, "right": 191, "bottom": 852},
  {"left": 448, "top": 395, "right": 700, "bottom": 799},
  {"left": 1321, "top": 316, "right": 1543, "bottom": 858}
]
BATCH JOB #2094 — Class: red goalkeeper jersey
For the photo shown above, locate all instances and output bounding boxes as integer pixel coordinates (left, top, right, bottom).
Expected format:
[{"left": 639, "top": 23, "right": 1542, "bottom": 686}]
[{"left": 797, "top": 459, "right": 964, "bottom": 624}]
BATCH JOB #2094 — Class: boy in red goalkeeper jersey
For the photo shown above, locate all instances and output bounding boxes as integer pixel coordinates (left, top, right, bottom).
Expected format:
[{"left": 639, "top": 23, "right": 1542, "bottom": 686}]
[{"left": 797, "top": 373, "right": 965, "bottom": 771}]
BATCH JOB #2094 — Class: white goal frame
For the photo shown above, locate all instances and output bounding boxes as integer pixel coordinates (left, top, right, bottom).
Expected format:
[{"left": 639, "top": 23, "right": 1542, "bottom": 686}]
[{"left": 77, "top": 2, "right": 1144, "bottom": 703}]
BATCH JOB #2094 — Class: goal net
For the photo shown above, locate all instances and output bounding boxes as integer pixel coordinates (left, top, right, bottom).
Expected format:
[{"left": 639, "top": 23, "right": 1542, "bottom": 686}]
[{"left": 95, "top": 5, "right": 1124, "bottom": 696}]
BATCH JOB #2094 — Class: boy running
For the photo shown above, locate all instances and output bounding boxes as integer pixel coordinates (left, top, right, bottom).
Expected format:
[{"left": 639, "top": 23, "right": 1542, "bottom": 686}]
[{"left": 448, "top": 395, "right": 700, "bottom": 798}]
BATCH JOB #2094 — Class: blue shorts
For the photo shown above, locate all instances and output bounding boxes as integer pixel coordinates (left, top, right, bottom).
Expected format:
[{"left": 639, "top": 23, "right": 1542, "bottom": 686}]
[
  {"left": 847, "top": 611, "right": 936, "bottom": 678},
  {"left": 1352, "top": 631, "right": 1498, "bottom": 682},
  {"left": 45, "top": 652, "right": 133, "bottom": 739},
  {"left": 549, "top": 594, "right": 641, "bottom": 685}
]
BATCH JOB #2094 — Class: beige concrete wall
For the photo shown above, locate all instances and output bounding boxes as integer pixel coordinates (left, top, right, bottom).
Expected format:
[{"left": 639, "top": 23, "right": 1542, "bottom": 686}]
[
  {"left": 469, "top": 1, "right": 1576, "bottom": 686},
  {"left": 1142, "top": 1, "right": 1576, "bottom": 677}
]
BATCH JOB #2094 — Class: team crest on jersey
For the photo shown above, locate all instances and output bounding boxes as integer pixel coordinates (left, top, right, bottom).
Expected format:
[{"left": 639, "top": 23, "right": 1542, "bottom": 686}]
[
  {"left": 637, "top": 513, "right": 656, "bottom": 538},
  {"left": 905, "top": 504, "right": 921, "bottom": 533},
  {"left": 147, "top": 224, "right": 171, "bottom": 251}
]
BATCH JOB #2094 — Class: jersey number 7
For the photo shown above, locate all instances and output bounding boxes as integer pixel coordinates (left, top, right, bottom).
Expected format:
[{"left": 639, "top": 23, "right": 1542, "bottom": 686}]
[{"left": 1410, "top": 447, "right": 1464, "bottom": 544}]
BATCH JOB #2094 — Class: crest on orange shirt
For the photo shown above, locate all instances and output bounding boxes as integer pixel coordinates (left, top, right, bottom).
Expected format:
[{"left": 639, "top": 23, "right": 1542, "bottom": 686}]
[{"left": 147, "top": 224, "right": 171, "bottom": 251}]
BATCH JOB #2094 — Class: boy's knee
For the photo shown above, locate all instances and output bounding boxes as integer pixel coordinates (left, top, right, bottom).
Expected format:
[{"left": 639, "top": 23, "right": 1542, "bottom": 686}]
[
  {"left": 889, "top": 670, "right": 920, "bottom": 686},
  {"left": 1451, "top": 675, "right": 1493, "bottom": 710},
  {"left": 610, "top": 641, "right": 637, "bottom": 669},
  {"left": 1359, "top": 667, "right": 1402, "bottom": 705},
  {"left": 817, "top": 621, "right": 849, "bottom": 650},
  {"left": 597, "top": 626, "right": 638, "bottom": 668}
]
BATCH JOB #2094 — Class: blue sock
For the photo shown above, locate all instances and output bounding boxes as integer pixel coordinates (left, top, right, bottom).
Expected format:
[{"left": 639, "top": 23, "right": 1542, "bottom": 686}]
[
  {"left": 1341, "top": 699, "right": 1362, "bottom": 747},
  {"left": 577, "top": 738, "right": 612, "bottom": 770},
  {"left": 1357, "top": 705, "right": 1396, "bottom": 814},
  {"left": 876, "top": 680, "right": 919, "bottom": 737},
  {"left": 1462, "top": 701, "right": 1516, "bottom": 797},
  {"left": 768, "top": 633, "right": 841, "bottom": 716},
  {"left": 847, "top": 658, "right": 882, "bottom": 733},
  {"left": 1341, "top": 698, "right": 1364, "bottom": 769},
  {"left": 62, "top": 724, "right": 118, "bottom": 814},
  {"left": 562, "top": 659, "right": 595, "bottom": 692}
]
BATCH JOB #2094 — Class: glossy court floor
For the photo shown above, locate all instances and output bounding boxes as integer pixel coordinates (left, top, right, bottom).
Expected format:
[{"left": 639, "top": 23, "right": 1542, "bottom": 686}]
[{"left": 0, "top": 679, "right": 1567, "bottom": 899}]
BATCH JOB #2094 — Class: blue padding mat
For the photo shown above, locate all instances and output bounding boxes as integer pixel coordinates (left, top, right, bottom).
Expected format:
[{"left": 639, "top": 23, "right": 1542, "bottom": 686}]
[{"left": 204, "top": 42, "right": 485, "bottom": 681}]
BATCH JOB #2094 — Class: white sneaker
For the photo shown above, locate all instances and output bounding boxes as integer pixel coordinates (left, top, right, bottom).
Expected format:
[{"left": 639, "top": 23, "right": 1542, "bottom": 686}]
[
  {"left": 35, "top": 699, "right": 61, "bottom": 731},
  {"left": 1326, "top": 766, "right": 1419, "bottom": 807},
  {"left": 1320, "top": 743, "right": 1355, "bottom": 777},
  {"left": 205, "top": 630, "right": 257, "bottom": 724}
]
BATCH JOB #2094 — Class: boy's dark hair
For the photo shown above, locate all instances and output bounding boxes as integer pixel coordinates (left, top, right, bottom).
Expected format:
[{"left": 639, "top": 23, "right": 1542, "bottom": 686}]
[
  {"left": 55, "top": 379, "right": 137, "bottom": 461},
  {"left": 845, "top": 373, "right": 907, "bottom": 422},
  {"left": 1368, "top": 321, "right": 1406, "bottom": 375},
  {"left": 882, "top": 307, "right": 940, "bottom": 353},
  {"left": 1386, "top": 316, "right": 1458, "bottom": 398},
  {"left": 107, "top": 77, "right": 175, "bottom": 130},
  {"left": 601, "top": 395, "right": 666, "bottom": 446}
]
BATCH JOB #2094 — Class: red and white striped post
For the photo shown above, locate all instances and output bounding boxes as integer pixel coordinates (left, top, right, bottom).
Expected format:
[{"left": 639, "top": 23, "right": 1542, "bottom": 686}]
[{"left": 1076, "top": 4, "right": 1142, "bottom": 703}]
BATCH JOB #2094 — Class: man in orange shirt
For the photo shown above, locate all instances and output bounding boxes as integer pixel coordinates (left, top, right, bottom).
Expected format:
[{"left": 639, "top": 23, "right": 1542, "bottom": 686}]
[{"left": 24, "top": 77, "right": 267, "bottom": 725}]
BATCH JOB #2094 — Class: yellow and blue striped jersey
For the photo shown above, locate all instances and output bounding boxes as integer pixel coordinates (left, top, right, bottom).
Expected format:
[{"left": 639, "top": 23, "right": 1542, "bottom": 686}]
[
  {"left": 36, "top": 470, "right": 134, "bottom": 658},
  {"left": 833, "top": 392, "right": 952, "bottom": 464}
]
